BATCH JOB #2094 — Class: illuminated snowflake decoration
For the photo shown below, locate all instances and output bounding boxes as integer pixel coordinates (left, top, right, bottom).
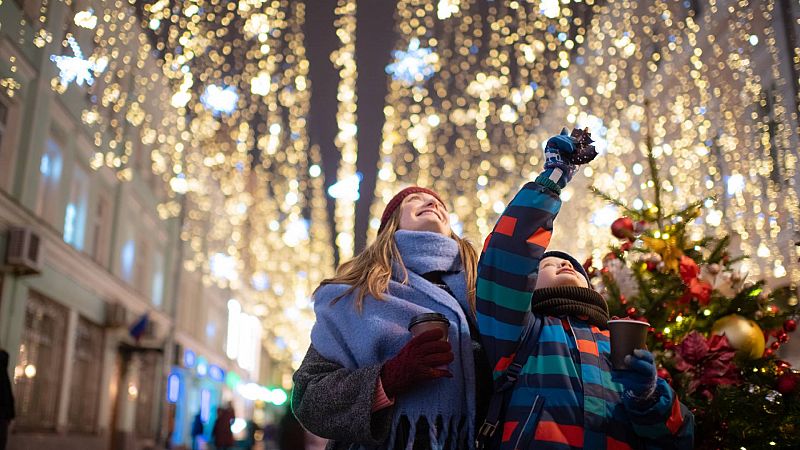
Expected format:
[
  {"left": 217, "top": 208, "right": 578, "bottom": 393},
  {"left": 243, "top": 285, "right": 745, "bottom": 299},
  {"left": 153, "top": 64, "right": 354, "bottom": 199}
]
[
  {"left": 385, "top": 38, "right": 438, "bottom": 85},
  {"left": 201, "top": 84, "right": 239, "bottom": 115},
  {"left": 50, "top": 36, "right": 108, "bottom": 87},
  {"left": 73, "top": 9, "right": 98, "bottom": 29}
]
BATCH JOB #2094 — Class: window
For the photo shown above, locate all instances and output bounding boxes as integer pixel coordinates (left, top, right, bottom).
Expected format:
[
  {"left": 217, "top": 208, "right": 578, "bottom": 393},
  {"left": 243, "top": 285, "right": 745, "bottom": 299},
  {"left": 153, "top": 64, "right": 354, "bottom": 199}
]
[
  {"left": 0, "top": 96, "right": 16, "bottom": 192},
  {"left": 0, "top": 101, "right": 8, "bottom": 152},
  {"left": 120, "top": 237, "right": 136, "bottom": 283},
  {"left": 67, "top": 317, "right": 103, "bottom": 433},
  {"left": 64, "top": 164, "right": 89, "bottom": 250},
  {"left": 134, "top": 237, "right": 150, "bottom": 294},
  {"left": 14, "top": 292, "right": 68, "bottom": 431},
  {"left": 151, "top": 251, "right": 165, "bottom": 308},
  {"left": 35, "top": 133, "right": 65, "bottom": 226},
  {"left": 90, "top": 194, "right": 111, "bottom": 264}
]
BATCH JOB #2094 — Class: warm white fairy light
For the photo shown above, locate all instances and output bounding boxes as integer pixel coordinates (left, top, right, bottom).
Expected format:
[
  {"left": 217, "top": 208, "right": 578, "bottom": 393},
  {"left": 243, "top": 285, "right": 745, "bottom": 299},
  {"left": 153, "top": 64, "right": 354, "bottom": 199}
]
[
  {"left": 371, "top": 0, "right": 798, "bottom": 285},
  {"left": 331, "top": 0, "right": 359, "bottom": 261}
]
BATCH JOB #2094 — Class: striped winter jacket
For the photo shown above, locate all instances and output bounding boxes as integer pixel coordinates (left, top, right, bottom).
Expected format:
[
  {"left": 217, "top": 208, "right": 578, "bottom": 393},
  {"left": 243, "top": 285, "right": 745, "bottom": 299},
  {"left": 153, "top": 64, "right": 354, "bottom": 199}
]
[{"left": 476, "top": 180, "right": 694, "bottom": 450}]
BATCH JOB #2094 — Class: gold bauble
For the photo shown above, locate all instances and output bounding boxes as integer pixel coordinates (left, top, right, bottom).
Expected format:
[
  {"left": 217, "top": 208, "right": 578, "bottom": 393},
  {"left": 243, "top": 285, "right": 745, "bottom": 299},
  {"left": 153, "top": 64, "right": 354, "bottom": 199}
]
[{"left": 711, "top": 314, "right": 765, "bottom": 359}]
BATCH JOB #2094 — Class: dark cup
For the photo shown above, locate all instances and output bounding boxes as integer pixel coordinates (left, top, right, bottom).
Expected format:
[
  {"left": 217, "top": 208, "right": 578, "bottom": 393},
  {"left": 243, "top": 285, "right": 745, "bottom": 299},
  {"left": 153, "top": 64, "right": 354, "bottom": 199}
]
[
  {"left": 409, "top": 313, "right": 450, "bottom": 369},
  {"left": 408, "top": 313, "right": 450, "bottom": 342},
  {"left": 608, "top": 319, "right": 650, "bottom": 370}
]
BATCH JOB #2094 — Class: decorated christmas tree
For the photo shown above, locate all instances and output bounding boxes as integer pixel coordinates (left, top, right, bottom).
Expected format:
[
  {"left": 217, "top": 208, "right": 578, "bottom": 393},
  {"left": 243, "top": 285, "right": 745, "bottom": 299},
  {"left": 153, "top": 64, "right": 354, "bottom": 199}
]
[{"left": 587, "top": 138, "right": 800, "bottom": 449}]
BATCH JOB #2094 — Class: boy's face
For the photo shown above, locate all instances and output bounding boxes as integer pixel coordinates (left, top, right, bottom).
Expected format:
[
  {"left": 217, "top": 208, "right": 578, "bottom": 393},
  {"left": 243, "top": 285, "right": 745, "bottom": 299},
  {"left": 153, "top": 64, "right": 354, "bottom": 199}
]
[{"left": 535, "top": 256, "right": 589, "bottom": 289}]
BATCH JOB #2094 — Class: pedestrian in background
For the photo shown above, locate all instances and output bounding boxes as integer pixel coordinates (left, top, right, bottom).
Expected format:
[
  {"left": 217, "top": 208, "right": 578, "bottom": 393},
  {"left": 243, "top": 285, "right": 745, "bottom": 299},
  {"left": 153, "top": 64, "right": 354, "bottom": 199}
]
[
  {"left": 211, "top": 403, "right": 235, "bottom": 450},
  {"left": 277, "top": 404, "right": 306, "bottom": 450},
  {"left": 0, "top": 350, "right": 14, "bottom": 450},
  {"left": 190, "top": 412, "right": 204, "bottom": 450}
]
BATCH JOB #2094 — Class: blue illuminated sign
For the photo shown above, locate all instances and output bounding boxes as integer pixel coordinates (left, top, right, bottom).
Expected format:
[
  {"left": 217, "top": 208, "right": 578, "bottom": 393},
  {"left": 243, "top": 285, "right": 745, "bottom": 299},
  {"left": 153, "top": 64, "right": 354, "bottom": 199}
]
[
  {"left": 167, "top": 373, "right": 181, "bottom": 403},
  {"left": 196, "top": 356, "right": 208, "bottom": 377},
  {"left": 184, "top": 349, "right": 196, "bottom": 368},
  {"left": 208, "top": 365, "right": 225, "bottom": 382}
]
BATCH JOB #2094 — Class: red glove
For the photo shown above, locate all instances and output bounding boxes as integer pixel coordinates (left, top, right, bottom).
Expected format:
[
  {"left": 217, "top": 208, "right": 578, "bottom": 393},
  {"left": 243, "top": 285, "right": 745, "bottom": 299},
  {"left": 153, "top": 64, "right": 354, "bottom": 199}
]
[{"left": 380, "top": 329, "right": 454, "bottom": 398}]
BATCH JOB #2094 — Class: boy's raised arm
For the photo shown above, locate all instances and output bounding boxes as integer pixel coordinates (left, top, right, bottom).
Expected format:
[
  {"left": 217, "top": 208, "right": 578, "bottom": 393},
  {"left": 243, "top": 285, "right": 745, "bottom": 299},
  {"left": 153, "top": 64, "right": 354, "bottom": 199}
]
[{"left": 476, "top": 129, "right": 589, "bottom": 376}]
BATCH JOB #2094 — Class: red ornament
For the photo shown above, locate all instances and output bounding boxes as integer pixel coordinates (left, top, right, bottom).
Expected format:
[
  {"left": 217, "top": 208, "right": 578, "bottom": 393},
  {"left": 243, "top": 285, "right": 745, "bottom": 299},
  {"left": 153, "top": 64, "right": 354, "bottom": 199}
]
[
  {"left": 784, "top": 319, "right": 797, "bottom": 333},
  {"left": 626, "top": 307, "right": 638, "bottom": 317},
  {"left": 776, "top": 372, "right": 799, "bottom": 395},
  {"left": 678, "top": 256, "right": 700, "bottom": 284},
  {"left": 657, "top": 367, "right": 672, "bottom": 385},
  {"left": 620, "top": 241, "right": 633, "bottom": 252},
  {"left": 771, "top": 341, "right": 781, "bottom": 350},
  {"left": 778, "top": 331, "right": 789, "bottom": 343},
  {"left": 764, "top": 348, "right": 774, "bottom": 357},
  {"left": 646, "top": 261, "right": 658, "bottom": 271},
  {"left": 611, "top": 217, "right": 635, "bottom": 240}
]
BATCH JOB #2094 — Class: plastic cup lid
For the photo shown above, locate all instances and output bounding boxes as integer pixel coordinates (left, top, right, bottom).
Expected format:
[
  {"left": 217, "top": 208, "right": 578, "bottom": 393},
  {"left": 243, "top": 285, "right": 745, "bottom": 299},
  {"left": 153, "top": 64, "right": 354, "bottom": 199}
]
[{"left": 408, "top": 312, "right": 449, "bottom": 330}]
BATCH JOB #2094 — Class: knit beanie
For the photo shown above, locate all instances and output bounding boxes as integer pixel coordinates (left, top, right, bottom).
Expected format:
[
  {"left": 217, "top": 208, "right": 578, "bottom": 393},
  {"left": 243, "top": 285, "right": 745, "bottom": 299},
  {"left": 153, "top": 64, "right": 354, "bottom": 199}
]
[
  {"left": 538, "top": 250, "right": 591, "bottom": 286},
  {"left": 378, "top": 186, "right": 445, "bottom": 233}
]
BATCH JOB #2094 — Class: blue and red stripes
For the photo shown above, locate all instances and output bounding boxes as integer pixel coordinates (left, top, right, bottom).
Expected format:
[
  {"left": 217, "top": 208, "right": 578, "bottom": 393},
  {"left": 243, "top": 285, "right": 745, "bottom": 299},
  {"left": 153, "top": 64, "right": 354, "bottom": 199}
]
[{"left": 477, "top": 180, "right": 694, "bottom": 449}]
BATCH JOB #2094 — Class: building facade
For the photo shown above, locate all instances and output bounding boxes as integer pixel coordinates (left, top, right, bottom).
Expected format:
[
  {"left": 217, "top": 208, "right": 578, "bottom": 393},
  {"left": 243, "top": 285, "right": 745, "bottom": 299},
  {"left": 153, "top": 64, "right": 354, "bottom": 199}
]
[{"left": 0, "top": 1, "right": 271, "bottom": 449}]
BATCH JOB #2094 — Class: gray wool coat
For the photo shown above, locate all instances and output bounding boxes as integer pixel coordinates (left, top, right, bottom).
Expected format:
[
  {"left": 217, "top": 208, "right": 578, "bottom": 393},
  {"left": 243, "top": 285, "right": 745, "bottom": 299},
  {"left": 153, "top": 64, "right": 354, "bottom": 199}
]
[{"left": 292, "top": 345, "right": 394, "bottom": 450}]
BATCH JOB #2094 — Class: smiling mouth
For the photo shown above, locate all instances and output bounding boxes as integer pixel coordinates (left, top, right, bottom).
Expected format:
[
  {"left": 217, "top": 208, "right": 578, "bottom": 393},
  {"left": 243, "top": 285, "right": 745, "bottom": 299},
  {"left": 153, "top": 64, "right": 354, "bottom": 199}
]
[{"left": 417, "top": 210, "right": 440, "bottom": 220}]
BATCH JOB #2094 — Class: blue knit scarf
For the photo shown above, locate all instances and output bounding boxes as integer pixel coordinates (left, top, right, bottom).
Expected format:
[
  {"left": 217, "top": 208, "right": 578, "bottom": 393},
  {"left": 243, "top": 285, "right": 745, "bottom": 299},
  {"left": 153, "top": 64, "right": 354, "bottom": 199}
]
[{"left": 311, "top": 230, "right": 476, "bottom": 450}]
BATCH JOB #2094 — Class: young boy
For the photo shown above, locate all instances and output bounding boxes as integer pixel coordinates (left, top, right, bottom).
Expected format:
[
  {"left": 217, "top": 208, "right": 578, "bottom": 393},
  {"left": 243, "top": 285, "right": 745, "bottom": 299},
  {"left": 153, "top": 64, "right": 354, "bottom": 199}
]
[{"left": 476, "top": 129, "right": 694, "bottom": 449}]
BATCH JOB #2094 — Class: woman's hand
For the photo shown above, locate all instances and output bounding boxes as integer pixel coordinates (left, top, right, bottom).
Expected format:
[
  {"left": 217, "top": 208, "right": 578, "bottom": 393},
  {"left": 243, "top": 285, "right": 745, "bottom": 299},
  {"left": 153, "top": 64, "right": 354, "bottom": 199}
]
[{"left": 380, "top": 329, "right": 454, "bottom": 397}]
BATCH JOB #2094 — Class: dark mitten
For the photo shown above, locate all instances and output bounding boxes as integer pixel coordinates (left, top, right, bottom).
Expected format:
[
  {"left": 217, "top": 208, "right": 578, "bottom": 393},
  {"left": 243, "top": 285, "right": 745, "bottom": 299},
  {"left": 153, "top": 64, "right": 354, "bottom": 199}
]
[
  {"left": 540, "top": 128, "right": 578, "bottom": 189},
  {"left": 380, "top": 329, "right": 454, "bottom": 397},
  {"left": 617, "top": 349, "right": 658, "bottom": 403}
]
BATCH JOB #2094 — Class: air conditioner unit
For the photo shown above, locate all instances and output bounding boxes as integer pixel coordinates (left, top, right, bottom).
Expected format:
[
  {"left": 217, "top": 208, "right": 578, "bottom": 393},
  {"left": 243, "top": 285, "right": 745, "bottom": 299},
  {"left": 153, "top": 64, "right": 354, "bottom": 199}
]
[
  {"left": 5, "top": 227, "right": 43, "bottom": 275},
  {"left": 106, "top": 303, "right": 128, "bottom": 328}
]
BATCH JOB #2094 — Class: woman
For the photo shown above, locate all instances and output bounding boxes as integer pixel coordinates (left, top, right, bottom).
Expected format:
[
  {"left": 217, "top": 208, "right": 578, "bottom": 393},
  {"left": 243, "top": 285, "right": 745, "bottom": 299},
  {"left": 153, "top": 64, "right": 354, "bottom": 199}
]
[
  {"left": 292, "top": 187, "right": 491, "bottom": 450},
  {"left": 211, "top": 403, "right": 236, "bottom": 450}
]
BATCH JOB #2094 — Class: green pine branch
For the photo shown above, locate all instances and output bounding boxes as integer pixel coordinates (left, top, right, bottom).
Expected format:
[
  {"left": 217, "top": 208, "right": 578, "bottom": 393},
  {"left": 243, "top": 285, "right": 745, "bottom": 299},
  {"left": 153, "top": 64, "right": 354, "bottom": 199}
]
[{"left": 590, "top": 186, "right": 644, "bottom": 220}]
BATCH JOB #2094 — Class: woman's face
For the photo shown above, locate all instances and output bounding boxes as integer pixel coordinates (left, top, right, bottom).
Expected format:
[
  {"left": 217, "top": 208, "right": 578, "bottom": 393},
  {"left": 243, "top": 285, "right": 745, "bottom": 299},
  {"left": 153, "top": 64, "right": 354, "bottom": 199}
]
[{"left": 397, "top": 192, "right": 450, "bottom": 235}]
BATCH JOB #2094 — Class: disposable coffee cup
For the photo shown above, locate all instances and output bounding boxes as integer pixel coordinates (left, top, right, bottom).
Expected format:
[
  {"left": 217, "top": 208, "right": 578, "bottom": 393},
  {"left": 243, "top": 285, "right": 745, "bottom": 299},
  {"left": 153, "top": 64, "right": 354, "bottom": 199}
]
[
  {"left": 607, "top": 319, "right": 650, "bottom": 370},
  {"left": 408, "top": 313, "right": 450, "bottom": 342},
  {"left": 409, "top": 313, "right": 450, "bottom": 370}
]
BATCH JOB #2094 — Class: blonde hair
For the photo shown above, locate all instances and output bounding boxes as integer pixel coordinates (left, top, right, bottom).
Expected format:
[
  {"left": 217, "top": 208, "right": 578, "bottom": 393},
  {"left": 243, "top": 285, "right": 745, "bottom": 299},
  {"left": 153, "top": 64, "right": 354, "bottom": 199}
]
[{"left": 317, "top": 207, "right": 478, "bottom": 315}]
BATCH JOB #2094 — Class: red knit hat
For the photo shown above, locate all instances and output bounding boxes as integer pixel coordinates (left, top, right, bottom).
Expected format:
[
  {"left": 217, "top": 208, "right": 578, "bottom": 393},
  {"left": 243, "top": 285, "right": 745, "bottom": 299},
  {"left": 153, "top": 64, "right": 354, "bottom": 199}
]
[{"left": 378, "top": 186, "right": 445, "bottom": 233}]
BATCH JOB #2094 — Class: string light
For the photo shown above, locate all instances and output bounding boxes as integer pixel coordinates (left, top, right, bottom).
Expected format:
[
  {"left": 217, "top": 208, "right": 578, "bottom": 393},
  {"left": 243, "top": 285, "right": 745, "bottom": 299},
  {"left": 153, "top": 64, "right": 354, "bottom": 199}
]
[
  {"left": 331, "top": 0, "right": 359, "bottom": 261},
  {"left": 3, "top": 0, "right": 336, "bottom": 371},
  {"left": 6, "top": 0, "right": 797, "bottom": 373},
  {"left": 371, "top": 0, "right": 589, "bottom": 245},
  {"left": 557, "top": 0, "right": 799, "bottom": 283},
  {"left": 368, "top": 0, "right": 798, "bottom": 284}
]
